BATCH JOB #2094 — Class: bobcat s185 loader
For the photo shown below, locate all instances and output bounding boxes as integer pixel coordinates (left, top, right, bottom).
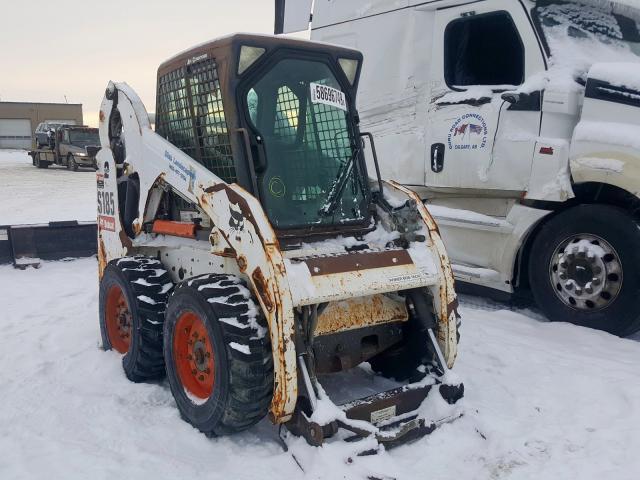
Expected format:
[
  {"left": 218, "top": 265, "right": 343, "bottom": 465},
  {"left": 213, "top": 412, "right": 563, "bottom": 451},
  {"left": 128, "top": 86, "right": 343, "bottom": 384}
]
[{"left": 96, "top": 34, "right": 463, "bottom": 452}]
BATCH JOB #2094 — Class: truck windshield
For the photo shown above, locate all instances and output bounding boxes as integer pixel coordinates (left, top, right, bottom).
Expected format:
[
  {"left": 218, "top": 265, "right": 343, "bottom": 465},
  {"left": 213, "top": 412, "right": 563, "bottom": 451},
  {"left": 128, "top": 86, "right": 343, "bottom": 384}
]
[
  {"left": 69, "top": 130, "right": 99, "bottom": 146},
  {"left": 533, "top": 1, "right": 640, "bottom": 73},
  {"left": 244, "top": 58, "right": 369, "bottom": 231}
]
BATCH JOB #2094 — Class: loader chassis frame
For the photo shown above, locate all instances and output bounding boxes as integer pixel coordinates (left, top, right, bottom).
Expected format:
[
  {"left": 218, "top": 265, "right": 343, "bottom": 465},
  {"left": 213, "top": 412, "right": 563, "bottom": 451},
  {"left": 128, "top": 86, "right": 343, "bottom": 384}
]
[{"left": 97, "top": 35, "right": 459, "bottom": 427}]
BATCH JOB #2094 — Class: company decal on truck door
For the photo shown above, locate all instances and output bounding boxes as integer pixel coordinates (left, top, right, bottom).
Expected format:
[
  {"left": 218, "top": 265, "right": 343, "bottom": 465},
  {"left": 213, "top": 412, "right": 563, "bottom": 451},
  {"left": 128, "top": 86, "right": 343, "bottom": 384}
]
[
  {"left": 310, "top": 83, "right": 347, "bottom": 111},
  {"left": 447, "top": 113, "right": 488, "bottom": 150}
]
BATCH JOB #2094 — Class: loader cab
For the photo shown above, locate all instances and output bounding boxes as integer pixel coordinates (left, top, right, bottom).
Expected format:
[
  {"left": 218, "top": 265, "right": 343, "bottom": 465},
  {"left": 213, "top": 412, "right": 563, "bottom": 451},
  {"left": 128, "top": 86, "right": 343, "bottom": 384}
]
[{"left": 155, "top": 34, "right": 371, "bottom": 238}]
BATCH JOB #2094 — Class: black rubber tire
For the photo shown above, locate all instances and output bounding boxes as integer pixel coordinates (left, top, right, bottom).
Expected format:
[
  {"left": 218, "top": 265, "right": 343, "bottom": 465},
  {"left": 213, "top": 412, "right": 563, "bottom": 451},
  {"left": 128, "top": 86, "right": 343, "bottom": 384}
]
[
  {"left": 36, "top": 157, "right": 48, "bottom": 169},
  {"left": 164, "top": 274, "right": 273, "bottom": 436},
  {"left": 66, "top": 155, "right": 73, "bottom": 170},
  {"left": 99, "top": 256, "right": 173, "bottom": 381},
  {"left": 529, "top": 204, "right": 640, "bottom": 336}
]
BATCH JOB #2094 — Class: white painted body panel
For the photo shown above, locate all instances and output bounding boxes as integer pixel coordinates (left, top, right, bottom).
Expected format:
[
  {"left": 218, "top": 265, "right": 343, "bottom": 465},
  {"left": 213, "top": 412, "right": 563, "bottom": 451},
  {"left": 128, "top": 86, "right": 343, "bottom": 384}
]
[{"left": 304, "top": 0, "right": 640, "bottom": 293}]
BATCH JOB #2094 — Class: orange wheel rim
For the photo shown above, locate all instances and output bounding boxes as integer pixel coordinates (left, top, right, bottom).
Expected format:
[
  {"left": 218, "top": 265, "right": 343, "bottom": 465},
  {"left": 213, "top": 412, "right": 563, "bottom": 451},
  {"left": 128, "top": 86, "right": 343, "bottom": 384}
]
[
  {"left": 174, "top": 311, "right": 215, "bottom": 400},
  {"left": 105, "top": 285, "right": 132, "bottom": 354}
]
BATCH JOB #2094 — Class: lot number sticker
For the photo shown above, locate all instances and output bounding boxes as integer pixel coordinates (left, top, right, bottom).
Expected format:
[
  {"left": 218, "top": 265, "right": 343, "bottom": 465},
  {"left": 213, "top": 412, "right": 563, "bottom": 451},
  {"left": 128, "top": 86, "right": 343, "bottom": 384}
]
[{"left": 310, "top": 83, "right": 347, "bottom": 111}]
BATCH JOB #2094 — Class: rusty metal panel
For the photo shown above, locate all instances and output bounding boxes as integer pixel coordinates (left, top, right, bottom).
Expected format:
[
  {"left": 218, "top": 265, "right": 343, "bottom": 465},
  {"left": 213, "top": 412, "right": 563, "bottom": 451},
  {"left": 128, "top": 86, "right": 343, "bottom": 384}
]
[
  {"left": 304, "top": 249, "right": 412, "bottom": 276},
  {"left": 285, "top": 256, "right": 439, "bottom": 307},
  {"left": 315, "top": 294, "right": 408, "bottom": 336}
]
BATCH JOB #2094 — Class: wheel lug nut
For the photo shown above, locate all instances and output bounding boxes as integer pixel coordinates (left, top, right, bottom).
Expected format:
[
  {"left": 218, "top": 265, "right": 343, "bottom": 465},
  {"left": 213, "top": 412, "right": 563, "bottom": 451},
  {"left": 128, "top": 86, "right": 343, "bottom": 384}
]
[
  {"left": 593, "top": 266, "right": 602, "bottom": 275},
  {"left": 205, "top": 368, "right": 211, "bottom": 374},
  {"left": 564, "top": 282, "right": 573, "bottom": 291},
  {"left": 191, "top": 369, "right": 197, "bottom": 374},
  {"left": 205, "top": 352, "right": 210, "bottom": 358},
  {"left": 575, "top": 287, "right": 583, "bottom": 296},
  {"left": 198, "top": 375, "right": 205, "bottom": 381},
  {"left": 559, "top": 272, "right": 567, "bottom": 280},
  {"left": 592, "top": 278, "right": 601, "bottom": 286},
  {"left": 585, "top": 286, "right": 593, "bottom": 294}
]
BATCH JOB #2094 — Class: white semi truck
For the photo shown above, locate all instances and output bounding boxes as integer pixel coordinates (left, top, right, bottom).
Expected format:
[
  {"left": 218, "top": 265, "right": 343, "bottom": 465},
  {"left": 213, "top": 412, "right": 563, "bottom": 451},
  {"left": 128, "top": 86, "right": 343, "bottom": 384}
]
[{"left": 277, "top": 0, "right": 640, "bottom": 336}]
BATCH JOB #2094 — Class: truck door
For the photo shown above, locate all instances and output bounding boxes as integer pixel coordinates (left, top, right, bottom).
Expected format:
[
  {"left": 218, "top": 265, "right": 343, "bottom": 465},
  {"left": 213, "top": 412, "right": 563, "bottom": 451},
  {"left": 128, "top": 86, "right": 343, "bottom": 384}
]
[{"left": 426, "top": 0, "right": 546, "bottom": 193}]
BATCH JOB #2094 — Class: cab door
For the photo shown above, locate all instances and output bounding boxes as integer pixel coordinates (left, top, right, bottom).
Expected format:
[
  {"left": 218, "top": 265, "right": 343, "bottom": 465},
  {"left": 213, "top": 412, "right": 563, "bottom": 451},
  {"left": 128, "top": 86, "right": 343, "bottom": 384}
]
[{"left": 426, "top": 0, "right": 546, "bottom": 193}]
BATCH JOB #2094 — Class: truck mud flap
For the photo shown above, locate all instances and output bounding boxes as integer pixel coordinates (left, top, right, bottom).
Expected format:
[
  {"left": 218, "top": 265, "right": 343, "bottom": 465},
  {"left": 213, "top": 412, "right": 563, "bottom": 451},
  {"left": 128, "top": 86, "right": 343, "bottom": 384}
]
[{"left": 0, "top": 221, "right": 97, "bottom": 266}]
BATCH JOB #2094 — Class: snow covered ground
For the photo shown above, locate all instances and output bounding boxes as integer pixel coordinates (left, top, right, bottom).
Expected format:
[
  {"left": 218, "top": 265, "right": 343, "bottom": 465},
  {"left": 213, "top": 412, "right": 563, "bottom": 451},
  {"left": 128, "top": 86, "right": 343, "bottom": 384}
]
[
  {"left": 0, "top": 257, "right": 638, "bottom": 480},
  {"left": 0, "top": 149, "right": 96, "bottom": 225}
]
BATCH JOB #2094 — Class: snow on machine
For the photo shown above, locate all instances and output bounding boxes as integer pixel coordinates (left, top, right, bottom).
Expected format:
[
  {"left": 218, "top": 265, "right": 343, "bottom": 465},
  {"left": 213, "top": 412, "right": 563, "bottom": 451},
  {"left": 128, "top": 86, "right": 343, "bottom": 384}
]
[
  {"left": 282, "top": 0, "right": 640, "bottom": 336},
  {"left": 96, "top": 34, "right": 463, "bottom": 451}
]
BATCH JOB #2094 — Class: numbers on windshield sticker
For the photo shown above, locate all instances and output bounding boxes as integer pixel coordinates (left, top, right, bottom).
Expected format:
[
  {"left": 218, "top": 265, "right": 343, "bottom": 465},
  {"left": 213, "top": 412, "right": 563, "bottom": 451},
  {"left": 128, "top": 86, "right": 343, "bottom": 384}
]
[{"left": 310, "top": 83, "right": 347, "bottom": 112}]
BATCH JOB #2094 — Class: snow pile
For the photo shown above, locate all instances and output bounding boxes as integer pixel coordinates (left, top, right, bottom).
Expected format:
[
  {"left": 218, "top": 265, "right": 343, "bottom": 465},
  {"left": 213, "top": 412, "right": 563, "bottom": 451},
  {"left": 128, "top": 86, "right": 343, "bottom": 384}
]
[
  {"left": 426, "top": 204, "right": 507, "bottom": 227},
  {"left": 573, "top": 120, "right": 640, "bottom": 150},
  {"left": 436, "top": 86, "right": 497, "bottom": 105},
  {"left": 1, "top": 258, "right": 639, "bottom": 479},
  {"left": 573, "top": 156, "right": 625, "bottom": 173},
  {"left": 0, "top": 149, "right": 96, "bottom": 225},
  {"left": 518, "top": 2, "right": 640, "bottom": 95},
  {"left": 589, "top": 62, "right": 640, "bottom": 91}
]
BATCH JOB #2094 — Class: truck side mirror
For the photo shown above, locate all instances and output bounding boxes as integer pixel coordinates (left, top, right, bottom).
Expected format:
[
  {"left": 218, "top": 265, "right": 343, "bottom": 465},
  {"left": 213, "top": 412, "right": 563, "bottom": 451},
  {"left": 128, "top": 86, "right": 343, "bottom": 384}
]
[{"left": 501, "top": 92, "right": 520, "bottom": 104}]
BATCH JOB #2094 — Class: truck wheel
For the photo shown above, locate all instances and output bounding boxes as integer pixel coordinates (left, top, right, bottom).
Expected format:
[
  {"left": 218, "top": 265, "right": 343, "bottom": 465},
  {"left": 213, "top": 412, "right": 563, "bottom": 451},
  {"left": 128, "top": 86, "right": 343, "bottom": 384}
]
[
  {"left": 529, "top": 205, "right": 640, "bottom": 336},
  {"left": 99, "top": 256, "right": 173, "bottom": 381},
  {"left": 163, "top": 274, "right": 273, "bottom": 436},
  {"left": 67, "top": 155, "right": 78, "bottom": 171},
  {"left": 36, "top": 157, "right": 48, "bottom": 169}
]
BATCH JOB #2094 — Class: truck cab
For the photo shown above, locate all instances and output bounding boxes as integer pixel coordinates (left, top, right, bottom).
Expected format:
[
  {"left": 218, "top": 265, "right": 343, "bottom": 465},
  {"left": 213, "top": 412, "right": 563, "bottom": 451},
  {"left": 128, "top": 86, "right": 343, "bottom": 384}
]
[
  {"left": 56, "top": 126, "right": 100, "bottom": 170},
  {"left": 278, "top": 0, "right": 640, "bottom": 335}
]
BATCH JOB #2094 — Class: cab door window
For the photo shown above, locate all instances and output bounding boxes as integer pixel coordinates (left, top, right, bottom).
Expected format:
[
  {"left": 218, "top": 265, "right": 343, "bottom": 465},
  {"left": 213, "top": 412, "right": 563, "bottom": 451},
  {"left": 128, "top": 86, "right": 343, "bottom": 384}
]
[{"left": 445, "top": 11, "right": 525, "bottom": 88}]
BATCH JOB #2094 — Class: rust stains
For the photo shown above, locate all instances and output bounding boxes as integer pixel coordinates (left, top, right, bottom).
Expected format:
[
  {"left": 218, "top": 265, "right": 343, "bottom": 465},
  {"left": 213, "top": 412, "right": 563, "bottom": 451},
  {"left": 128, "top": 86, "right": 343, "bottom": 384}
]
[
  {"left": 237, "top": 255, "right": 248, "bottom": 272},
  {"left": 203, "top": 184, "right": 267, "bottom": 245},
  {"left": 304, "top": 250, "right": 412, "bottom": 277},
  {"left": 315, "top": 294, "right": 408, "bottom": 336},
  {"left": 98, "top": 237, "right": 107, "bottom": 278},
  {"left": 212, "top": 247, "right": 237, "bottom": 258},
  {"left": 118, "top": 229, "right": 132, "bottom": 249},
  {"left": 251, "top": 267, "right": 274, "bottom": 312}
]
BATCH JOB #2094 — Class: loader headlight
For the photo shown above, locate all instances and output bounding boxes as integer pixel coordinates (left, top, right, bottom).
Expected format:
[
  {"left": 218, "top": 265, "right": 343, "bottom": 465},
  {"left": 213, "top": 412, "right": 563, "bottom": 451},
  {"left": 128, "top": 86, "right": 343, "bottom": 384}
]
[{"left": 238, "top": 46, "right": 266, "bottom": 75}]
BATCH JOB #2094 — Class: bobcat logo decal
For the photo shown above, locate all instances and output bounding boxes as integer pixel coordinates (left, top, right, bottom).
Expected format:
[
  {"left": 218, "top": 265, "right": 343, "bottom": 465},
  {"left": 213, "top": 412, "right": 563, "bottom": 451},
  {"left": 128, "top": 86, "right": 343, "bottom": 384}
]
[{"left": 228, "top": 203, "right": 253, "bottom": 242}]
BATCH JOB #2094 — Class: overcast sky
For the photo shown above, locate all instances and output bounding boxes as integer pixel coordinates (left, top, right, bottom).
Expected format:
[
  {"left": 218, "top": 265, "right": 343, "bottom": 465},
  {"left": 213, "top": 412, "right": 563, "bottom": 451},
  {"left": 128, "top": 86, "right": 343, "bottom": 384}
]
[{"left": 0, "top": 0, "right": 275, "bottom": 126}]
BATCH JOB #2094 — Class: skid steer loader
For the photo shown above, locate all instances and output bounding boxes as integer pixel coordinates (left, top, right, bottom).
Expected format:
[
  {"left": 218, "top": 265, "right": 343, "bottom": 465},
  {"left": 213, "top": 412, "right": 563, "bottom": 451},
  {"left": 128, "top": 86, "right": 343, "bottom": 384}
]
[{"left": 96, "top": 33, "right": 463, "bottom": 450}]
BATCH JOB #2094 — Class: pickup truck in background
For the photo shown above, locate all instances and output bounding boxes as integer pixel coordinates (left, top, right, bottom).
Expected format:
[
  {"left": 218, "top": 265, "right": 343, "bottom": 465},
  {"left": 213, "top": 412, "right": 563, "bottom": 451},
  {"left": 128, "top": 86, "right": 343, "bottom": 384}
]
[{"left": 29, "top": 125, "right": 100, "bottom": 171}]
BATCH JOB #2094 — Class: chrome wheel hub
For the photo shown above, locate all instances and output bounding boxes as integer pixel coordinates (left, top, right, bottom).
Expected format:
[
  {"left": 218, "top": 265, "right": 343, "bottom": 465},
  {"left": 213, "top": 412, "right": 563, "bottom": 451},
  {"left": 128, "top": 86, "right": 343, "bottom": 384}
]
[{"left": 550, "top": 234, "right": 623, "bottom": 311}]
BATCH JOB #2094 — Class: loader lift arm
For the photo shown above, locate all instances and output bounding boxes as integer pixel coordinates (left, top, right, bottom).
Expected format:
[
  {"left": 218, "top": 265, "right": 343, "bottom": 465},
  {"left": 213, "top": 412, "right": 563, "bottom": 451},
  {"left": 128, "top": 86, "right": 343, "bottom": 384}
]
[{"left": 98, "top": 81, "right": 300, "bottom": 422}]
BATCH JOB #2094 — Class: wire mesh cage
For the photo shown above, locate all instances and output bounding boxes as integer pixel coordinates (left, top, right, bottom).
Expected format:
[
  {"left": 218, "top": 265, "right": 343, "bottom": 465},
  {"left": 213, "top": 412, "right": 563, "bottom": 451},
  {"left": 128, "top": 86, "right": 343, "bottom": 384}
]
[{"left": 156, "top": 59, "right": 237, "bottom": 184}]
